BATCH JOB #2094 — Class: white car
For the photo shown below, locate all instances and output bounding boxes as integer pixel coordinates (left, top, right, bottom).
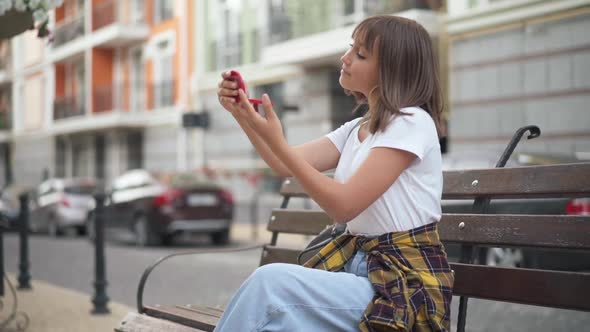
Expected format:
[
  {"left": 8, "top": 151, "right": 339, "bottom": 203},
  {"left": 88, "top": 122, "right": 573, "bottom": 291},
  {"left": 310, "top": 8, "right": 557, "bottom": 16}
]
[{"left": 29, "top": 178, "right": 96, "bottom": 237}]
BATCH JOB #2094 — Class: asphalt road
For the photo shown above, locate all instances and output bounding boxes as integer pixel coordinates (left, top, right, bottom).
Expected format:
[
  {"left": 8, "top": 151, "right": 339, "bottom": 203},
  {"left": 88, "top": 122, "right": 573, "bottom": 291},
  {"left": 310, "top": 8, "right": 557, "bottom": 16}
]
[{"left": 4, "top": 232, "right": 590, "bottom": 332}]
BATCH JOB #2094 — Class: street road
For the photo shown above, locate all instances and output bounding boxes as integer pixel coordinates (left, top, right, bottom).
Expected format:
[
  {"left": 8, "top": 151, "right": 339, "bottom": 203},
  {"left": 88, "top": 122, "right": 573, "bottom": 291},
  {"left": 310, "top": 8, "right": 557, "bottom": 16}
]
[{"left": 4, "top": 232, "right": 590, "bottom": 332}]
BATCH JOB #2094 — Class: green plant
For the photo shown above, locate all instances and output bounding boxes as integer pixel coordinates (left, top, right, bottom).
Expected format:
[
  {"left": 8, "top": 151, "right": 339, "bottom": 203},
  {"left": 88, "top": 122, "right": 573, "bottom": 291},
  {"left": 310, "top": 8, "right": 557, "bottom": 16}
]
[{"left": 0, "top": 0, "right": 64, "bottom": 38}]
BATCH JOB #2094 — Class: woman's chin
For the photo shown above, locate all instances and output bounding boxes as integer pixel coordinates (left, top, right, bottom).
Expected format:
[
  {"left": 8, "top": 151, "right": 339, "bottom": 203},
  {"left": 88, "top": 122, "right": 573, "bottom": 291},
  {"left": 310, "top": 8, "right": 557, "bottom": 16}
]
[{"left": 338, "top": 76, "right": 351, "bottom": 90}]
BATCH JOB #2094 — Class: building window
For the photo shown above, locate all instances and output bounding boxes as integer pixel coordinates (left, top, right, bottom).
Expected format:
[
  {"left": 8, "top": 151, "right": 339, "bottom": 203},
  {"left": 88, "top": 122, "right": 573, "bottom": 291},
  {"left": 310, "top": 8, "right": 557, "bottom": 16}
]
[
  {"left": 147, "top": 31, "right": 176, "bottom": 108},
  {"left": 131, "top": 0, "right": 145, "bottom": 23},
  {"left": 95, "top": 134, "right": 105, "bottom": 180},
  {"left": 217, "top": 7, "right": 241, "bottom": 68},
  {"left": 127, "top": 131, "right": 143, "bottom": 171},
  {"left": 130, "top": 48, "right": 145, "bottom": 112},
  {"left": 72, "top": 137, "right": 89, "bottom": 177},
  {"left": 154, "top": 0, "right": 174, "bottom": 23},
  {"left": 75, "top": 61, "right": 86, "bottom": 114},
  {"left": 157, "top": 55, "right": 173, "bottom": 106},
  {"left": 0, "top": 86, "right": 11, "bottom": 130},
  {"left": 152, "top": 38, "right": 175, "bottom": 108},
  {"left": 55, "top": 137, "right": 67, "bottom": 178},
  {"left": 344, "top": 0, "right": 356, "bottom": 15},
  {"left": 1, "top": 143, "right": 12, "bottom": 185},
  {"left": 268, "top": 0, "right": 291, "bottom": 44}
]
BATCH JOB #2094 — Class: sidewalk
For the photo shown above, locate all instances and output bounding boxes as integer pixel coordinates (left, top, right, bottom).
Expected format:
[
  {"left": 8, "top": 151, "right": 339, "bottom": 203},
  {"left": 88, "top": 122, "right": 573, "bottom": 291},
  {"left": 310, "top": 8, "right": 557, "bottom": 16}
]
[
  {"left": 2, "top": 274, "right": 131, "bottom": 332},
  {"left": 1, "top": 223, "right": 312, "bottom": 332}
]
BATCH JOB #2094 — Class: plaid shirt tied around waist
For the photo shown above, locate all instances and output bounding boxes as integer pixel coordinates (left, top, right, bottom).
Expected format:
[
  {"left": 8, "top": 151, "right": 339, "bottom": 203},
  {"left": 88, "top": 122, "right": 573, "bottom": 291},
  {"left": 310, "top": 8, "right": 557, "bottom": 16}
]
[{"left": 303, "top": 222, "right": 454, "bottom": 332}]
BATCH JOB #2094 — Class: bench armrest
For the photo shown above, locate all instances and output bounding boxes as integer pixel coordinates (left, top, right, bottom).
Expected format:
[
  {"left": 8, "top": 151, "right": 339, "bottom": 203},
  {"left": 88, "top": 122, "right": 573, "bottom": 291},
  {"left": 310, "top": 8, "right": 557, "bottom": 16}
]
[{"left": 137, "top": 244, "right": 265, "bottom": 313}]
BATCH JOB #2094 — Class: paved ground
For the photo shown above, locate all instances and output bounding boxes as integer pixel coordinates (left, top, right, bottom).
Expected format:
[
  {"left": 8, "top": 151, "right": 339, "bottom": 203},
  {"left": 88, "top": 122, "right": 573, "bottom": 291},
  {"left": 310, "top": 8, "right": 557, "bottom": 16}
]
[
  {"left": 1, "top": 223, "right": 302, "bottom": 332},
  {"left": 1, "top": 274, "right": 131, "bottom": 332}
]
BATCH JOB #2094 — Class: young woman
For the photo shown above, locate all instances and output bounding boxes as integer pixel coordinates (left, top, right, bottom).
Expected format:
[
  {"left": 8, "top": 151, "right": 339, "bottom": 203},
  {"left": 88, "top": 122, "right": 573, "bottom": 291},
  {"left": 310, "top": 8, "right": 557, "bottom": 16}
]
[{"left": 214, "top": 15, "right": 454, "bottom": 332}]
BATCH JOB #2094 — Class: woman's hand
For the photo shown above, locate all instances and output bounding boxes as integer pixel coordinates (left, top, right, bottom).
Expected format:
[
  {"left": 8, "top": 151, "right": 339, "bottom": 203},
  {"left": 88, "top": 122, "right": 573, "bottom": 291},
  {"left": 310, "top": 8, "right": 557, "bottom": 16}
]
[
  {"left": 236, "top": 89, "right": 285, "bottom": 147},
  {"left": 217, "top": 71, "right": 240, "bottom": 114}
]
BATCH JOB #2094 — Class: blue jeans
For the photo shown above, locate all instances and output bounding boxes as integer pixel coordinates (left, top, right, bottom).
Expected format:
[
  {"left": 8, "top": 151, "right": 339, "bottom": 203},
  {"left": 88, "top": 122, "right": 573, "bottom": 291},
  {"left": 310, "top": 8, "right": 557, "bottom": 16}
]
[{"left": 214, "top": 251, "right": 374, "bottom": 332}]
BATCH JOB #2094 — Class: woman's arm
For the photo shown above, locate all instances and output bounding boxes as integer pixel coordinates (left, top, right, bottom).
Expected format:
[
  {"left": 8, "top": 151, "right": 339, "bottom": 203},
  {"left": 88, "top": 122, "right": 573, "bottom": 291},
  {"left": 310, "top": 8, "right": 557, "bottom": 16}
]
[
  {"left": 272, "top": 141, "right": 415, "bottom": 222},
  {"left": 218, "top": 74, "right": 341, "bottom": 177},
  {"left": 234, "top": 118, "right": 340, "bottom": 177},
  {"left": 236, "top": 90, "right": 416, "bottom": 223},
  {"left": 234, "top": 117, "right": 291, "bottom": 176}
]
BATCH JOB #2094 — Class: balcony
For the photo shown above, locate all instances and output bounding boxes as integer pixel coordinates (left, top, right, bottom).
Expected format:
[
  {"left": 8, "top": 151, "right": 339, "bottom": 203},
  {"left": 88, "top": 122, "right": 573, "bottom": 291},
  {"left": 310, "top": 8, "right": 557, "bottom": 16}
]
[
  {"left": 93, "top": 81, "right": 147, "bottom": 113},
  {"left": 53, "top": 15, "right": 85, "bottom": 48},
  {"left": 53, "top": 95, "right": 85, "bottom": 120},
  {"left": 261, "top": 0, "right": 442, "bottom": 66},
  {"left": 93, "top": 84, "right": 115, "bottom": 113},
  {"left": 91, "top": 0, "right": 149, "bottom": 48}
]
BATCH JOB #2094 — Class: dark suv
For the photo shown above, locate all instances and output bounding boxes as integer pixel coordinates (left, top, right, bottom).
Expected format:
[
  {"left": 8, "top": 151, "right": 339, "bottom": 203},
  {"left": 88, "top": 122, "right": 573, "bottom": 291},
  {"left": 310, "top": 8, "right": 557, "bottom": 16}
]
[{"left": 92, "top": 169, "right": 234, "bottom": 246}]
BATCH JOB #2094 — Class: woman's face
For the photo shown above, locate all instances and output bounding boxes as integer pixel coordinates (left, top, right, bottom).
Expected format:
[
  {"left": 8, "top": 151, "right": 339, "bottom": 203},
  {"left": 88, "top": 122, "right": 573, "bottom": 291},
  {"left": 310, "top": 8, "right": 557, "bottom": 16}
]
[{"left": 339, "top": 39, "right": 379, "bottom": 98}]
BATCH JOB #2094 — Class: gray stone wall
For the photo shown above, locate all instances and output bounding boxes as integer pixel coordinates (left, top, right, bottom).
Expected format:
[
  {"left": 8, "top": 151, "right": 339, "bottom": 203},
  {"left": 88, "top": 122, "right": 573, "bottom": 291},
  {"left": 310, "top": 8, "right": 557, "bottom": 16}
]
[{"left": 449, "top": 12, "right": 590, "bottom": 157}]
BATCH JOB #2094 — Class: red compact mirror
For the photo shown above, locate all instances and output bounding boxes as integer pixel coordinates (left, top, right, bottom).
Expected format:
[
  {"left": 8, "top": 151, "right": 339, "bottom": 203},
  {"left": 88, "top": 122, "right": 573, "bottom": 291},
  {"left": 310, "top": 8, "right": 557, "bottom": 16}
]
[{"left": 229, "top": 70, "right": 273, "bottom": 112}]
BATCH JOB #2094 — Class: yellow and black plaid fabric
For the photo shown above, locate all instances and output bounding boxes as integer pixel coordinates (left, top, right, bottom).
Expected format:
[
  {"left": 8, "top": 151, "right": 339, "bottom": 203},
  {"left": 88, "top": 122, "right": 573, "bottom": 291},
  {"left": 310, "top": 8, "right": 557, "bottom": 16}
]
[{"left": 303, "top": 222, "right": 454, "bottom": 332}]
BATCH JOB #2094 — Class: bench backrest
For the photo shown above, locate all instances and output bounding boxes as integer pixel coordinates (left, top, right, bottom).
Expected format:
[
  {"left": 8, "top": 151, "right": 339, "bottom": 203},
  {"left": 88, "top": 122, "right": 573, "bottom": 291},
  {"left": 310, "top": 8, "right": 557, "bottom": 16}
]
[{"left": 260, "top": 163, "right": 590, "bottom": 312}]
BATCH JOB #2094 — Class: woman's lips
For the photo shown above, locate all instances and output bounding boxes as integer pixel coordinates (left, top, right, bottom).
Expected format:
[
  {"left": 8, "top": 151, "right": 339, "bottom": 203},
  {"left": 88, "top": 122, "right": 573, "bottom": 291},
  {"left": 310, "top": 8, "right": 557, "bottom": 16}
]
[{"left": 341, "top": 69, "right": 351, "bottom": 76}]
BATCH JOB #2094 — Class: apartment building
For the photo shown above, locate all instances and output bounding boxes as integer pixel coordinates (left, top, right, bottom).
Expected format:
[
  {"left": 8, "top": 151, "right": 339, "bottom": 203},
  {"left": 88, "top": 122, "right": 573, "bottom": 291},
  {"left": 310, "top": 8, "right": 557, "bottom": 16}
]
[
  {"left": 446, "top": 0, "right": 590, "bottom": 156},
  {"left": 191, "top": 0, "right": 444, "bottom": 200},
  {"left": 3, "top": 0, "right": 195, "bottom": 188}
]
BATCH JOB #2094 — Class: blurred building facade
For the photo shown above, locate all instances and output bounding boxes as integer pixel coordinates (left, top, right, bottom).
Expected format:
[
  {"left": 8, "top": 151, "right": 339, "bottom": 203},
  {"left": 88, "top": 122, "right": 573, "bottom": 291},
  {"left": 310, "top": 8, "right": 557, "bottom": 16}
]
[
  {"left": 191, "top": 0, "right": 443, "bottom": 200},
  {"left": 446, "top": 0, "right": 590, "bottom": 156},
  {"left": 5, "top": 0, "right": 586, "bottom": 199},
  {"left": 0, "top": 0, "right": 445, "bottom": 199},
  {"left": 1, "top": 0, "right": 196, "bottom": 189}
]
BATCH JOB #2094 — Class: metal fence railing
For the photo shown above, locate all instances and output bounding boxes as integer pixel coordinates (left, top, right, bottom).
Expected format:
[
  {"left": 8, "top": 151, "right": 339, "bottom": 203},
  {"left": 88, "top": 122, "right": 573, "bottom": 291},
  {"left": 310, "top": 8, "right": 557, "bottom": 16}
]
[
  {"left": 53, "top": 14, "right": 85, "bottom": 47},
  {"left": 53, "top": 95, "right": 85, "bottom": 120}
]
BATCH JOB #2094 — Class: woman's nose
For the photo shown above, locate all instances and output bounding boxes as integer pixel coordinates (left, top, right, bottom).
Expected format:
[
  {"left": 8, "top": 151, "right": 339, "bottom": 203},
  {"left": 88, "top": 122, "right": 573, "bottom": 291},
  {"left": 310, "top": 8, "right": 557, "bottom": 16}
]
[{"left": 341, "top": 51, "right": 350, "bottom": 64}]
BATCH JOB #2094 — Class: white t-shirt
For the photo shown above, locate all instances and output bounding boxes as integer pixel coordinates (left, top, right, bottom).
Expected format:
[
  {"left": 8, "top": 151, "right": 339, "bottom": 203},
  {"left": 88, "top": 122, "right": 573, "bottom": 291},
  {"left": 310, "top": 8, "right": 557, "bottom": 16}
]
[{"left": 326, "top": 107, "right": 443, "bottom": 235}]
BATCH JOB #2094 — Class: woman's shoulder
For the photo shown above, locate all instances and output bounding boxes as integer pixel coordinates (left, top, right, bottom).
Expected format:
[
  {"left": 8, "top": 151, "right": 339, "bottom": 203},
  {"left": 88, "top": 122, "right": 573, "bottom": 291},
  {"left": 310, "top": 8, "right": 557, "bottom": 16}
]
[
  {"left": 347, "top": 117, "right": 364, "bottom": 126},
  {"left": 391, "top": 106, "right": 436, "bottom": 128}
]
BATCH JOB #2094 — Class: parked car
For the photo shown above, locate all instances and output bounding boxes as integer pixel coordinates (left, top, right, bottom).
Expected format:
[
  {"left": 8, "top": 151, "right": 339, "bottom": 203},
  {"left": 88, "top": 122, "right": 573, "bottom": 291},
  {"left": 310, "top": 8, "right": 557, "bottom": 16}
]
[
  {"left": 92, "top": 169, "right": 234, "bottom": 246},
  {"left": 29, "top": 178, "right": 97, "bottom": 237},
  {"left": 441, "top": 150, "right": 589, "bottom": 271}
]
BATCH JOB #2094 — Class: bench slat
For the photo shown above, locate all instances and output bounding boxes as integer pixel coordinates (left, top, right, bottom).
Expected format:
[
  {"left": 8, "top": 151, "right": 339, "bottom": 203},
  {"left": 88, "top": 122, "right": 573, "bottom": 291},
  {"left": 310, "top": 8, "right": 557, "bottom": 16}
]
[
  {"left": 442, "top": 163, "right": 590, "bottom": 199},
  {"left": 440, "top": 214, "right": 590, "bottom": 250},
  {"left": 116, "top": 311, "right": 207, "bottom": 332},
  {"left": 144, "top": 305, "right": 221, "bottom": 332},
  {"left": 281, "top": 163, "right": 590, "bottom": 199},
  {"left": 267, "top": 209, "right": 333, "bottom": 235},
  {"left": 257, "top": 249, "right": 590, "bottom": 311},
  {"left": 451, "top": 263, "right": 590, "bottom": 311},
  {"left": 260, "top": 246, "right": 300, "bottom": 266}
]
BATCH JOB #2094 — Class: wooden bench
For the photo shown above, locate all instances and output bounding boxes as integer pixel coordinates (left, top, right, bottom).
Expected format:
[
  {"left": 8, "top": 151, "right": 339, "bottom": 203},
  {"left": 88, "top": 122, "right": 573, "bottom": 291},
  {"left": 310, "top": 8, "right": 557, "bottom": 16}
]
[{"left": 118, "top": 162, "right": 590, "bottom": 332}]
